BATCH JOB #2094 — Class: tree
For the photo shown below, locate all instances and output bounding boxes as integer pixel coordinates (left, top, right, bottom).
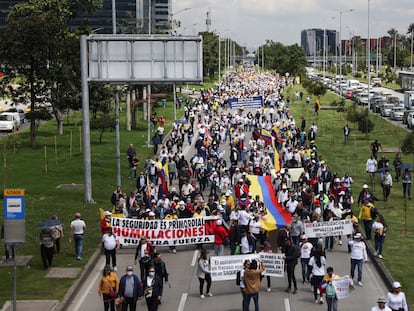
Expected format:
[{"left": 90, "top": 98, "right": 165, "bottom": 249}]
[
  {"left": 302, "top": 78, "right": 327, "bottom": 99},
  {"left": 0, "top": 0, "right": 102, "bottom": 146},
  {"left": 401, "top": 131, "right": 414, "bottom": 154},
  {"left": 200, "top": 31, "right": 219, "bottom": 78},
  {"left": 90, "top": 115, "right": 116, "bottom": 144}
]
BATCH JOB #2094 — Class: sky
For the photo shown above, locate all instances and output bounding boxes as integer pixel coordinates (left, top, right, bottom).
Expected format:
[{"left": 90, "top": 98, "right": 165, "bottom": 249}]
[{"left": 172, "top": 0, "right": 414, "bottom": 52}]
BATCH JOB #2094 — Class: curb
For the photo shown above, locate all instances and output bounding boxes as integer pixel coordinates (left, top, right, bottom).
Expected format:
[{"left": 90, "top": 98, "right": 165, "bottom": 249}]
[
  {"left": 56, "top": 246, "right": 102, "bottom": 311},
  {"left": 365, "top": 239, "right": 394, "bottom": 290}
]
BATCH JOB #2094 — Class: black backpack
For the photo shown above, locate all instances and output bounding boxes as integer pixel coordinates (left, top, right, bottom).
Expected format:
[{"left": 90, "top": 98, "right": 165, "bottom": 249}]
[{"left": 236, "top": 270, "right": 241, "bottom": 286}]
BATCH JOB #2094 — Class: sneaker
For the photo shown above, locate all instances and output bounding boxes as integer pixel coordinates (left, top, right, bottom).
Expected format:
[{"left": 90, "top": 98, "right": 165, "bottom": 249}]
[
  {"left": 76, "top": 257, "right": 81, "bottom": 260},
  {"left": 373, "top": 251, "right": 378, "bottom": 256},
  {"left": 292, "top": 289, "right": 297, "bottom": 294},
  {"left": 319, "top": 297, "right": 324, "bottom": 304},
  {"left": 284, "top": 288, "right": 290, "bottom": 293},
  {"left": 113, "top": 266, "right": 117, "bottom": 272},
  {"left": 200, "top": 294, "right": 205, "bottom": 299},
  {"left": 315, "top": 299, "right": 319, "bottom": 304},
  {"left": 207, "top": 292, "right": 213, "bottom": 297},
  {"left": 358, "top": 281, "right": 364, "bottom": 287},
  {"left": 168, "top": 249, "right": 173, "bottom": 253},
  {"left": 173, "top": 249, "right": 177, "bottom": 254},
  {"left": 378, "top": 254, "right": 383, "bottom": 259},
  {"left": 267, "top": 287, "right": 271, "bottom": 292},
  {"left": 338, "top": 240, "right": 342, "bottom": 245}
]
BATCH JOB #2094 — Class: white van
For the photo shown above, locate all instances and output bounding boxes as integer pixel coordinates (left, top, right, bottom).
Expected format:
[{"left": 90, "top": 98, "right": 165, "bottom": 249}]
[
  {"left": 346, "top": 79, "right": 360, "bottom": 90},
  {"left": 0, "top": 112, "right": 21, "bottom": 132}
]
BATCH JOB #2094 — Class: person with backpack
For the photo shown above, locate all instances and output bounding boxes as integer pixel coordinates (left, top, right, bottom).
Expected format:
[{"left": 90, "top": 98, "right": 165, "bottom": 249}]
[
  {"left": 321, "top": 267, "right": 340, "bottom": 311},
  {"left": 283, "top": 238, "right": 300, "bottom": 294}
]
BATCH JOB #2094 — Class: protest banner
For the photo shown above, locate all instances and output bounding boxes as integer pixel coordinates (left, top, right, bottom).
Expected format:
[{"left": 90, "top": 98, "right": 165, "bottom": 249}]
[
  {"left": 111, "top": 216, "right": 216, "bottom": 246},
  {"left": 304, "top": 219, "right": 353, "bottom": 238},
  {"left": 333, "top": 276, "right": 352, "bottom": 299},
  {"left": 210, "top": 253, "right": 285, "bottom": 281}
]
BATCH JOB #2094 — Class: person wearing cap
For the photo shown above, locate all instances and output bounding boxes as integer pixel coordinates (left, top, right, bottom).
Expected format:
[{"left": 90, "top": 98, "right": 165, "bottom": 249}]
[
  {"left": 118, "top": 265, "right": 143, "bottom": 310},
  {"left": 101, "top": 211, "right": 112, "bottom": 235},
  {"left": 357, "top": 183, "right": 379, "bottom": 206},
  {"left": 213, "top": 219, "right": 229, "bottom": 256},
  {"left": 371, "top": 297, "right": 392, "bottom": 311},
  {"left": 300, "top": 235, "right": 313, "bottom": 284},
  {"left": 135, "top": 236, "right": 156, "bottom": 281},
  {"left": 69, "top": 212, "right": 86, "bottom": 260},
  {"left": 386, "top": 281, "right": 408, "bottom": 311},
  {"left": 196, "top": 249, "right": 213, "bottom": 299},
  {"left": 98, "top": 265, "right": 119, "bottom": 311},
  {"left": 348, "top": 232, "right": 367, "bottom": 287},
  {"left": 234, "top": 178, "right": 249, "bottom": 200}
]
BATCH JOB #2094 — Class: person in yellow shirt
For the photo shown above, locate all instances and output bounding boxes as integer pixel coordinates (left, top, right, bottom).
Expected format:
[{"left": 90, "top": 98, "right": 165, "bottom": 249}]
[
  {"left": 321, "top": 267, "right": 341, "bottom": 311},
  {"left": 358, "top": 198, "right": 375, "bottom": 240},
  {"left": 98, "top": 265, "right": 119, "bottom": 311},
  {"left": 220, "top": 191, "right": 235, "bottom": 211}
]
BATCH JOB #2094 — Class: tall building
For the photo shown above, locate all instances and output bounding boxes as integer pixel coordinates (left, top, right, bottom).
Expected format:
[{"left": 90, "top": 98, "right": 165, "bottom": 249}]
[
  {"left": 0, "top": 0, "right": 171, "bottom": 34},
  {"left": 301, "top": 28, "right": 337, "bottom": 56}
]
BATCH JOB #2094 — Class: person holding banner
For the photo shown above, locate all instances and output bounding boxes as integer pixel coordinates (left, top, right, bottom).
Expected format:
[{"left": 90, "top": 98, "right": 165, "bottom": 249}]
[
  {"left": 196, "top": 249, "right": 213, "bottom": 299},
  {"left": 321, "top": 267, "right": 340, "bottom": 311},
  {"left": 243, "top": 258, "right": 265, "bottom": 311}
]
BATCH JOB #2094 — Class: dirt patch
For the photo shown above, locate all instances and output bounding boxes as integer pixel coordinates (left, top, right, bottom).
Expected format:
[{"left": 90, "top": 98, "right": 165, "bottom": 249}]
[{"left": 45, "top": 267, "right": 81, "bottom": 278}]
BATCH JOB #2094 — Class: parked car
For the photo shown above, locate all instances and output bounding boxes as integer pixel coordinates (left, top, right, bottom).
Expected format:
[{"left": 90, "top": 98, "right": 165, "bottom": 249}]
[
  {"left": 5, "top": 108, "right": 25, "bottom": 123},
  {"left": 0, "top": 112, "right": 20, "bottom": 132},
  {"left": 390, "top": 106, "right": 405, "bottom": 121},
  {"left": 373, "top": 99, "right": 385, "bottom": 113},
  {"left": 372, "top": 78, "right": 382, "bottom": 87},
  {"left": 407, "top": 111, "right": 414, "bottom": 129}
]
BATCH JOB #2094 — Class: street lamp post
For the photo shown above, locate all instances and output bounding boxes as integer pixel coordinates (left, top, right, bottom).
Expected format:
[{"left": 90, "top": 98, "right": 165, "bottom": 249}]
[
  {"left": 339, "top": 8, "right": 353, "bottom": 97},
  {"left": 367, "top": 0, "right": 371, "bottom": 112}
]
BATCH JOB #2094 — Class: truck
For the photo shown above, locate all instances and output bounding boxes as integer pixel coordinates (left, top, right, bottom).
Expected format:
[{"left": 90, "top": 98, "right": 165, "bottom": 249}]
[
  {"left": 346, "top": 79, "right": 360, "bottom": 90},
  {"left": 404, "top": 91, "right": 414, "bottom": 110},
  {"left": 0, "top": 112, "right": 21, "bottom": 132}
]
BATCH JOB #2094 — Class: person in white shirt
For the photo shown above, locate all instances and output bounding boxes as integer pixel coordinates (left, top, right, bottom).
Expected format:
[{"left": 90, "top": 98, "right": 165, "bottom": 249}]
[
  {"left": 69, "top": 212, "right": 86, "bottom": 260},
  {"left": 299, "top": 235, "right": 313, "bottom": 284},
  {"left": 348, "top": 233, "right": 368, "bottom": 287},
  {"left": 102, "top": 227, "right": 120, "bottom": 271},
  {"left": 371, "top": 297, "right": 391, "bottom": 311},
  {"left": 386, "top": 281, "right": 408, "bottom": 311},
  {"left": 285, "top": 196, "right": 298, "bottom": 215},
  {"left": 278, "top": 186, "right": 289, "bottom": 205},
  {"left": 366, "top": 156, "right": 378, "bottom": 184},
  {"left": 308, "top": 249, "right": 326, "bottom": 304}
]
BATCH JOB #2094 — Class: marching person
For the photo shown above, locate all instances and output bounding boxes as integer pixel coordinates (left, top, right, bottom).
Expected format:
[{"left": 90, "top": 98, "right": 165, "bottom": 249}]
[
  {"left": 39, "top": 227, "right": 55, "bottom": 269},
  {"left": 102, "top": 227, "right": 120, "bottom": 271},
  {"left": 134, "top": 236, "right": 156, "bottom": 281},
  {"left": 118, "top": 266, "right": 143, "bottom": 311},
  {"left": 243, "top": 258, "right": 265, "bottom": 311},
  {"left": 69, "top": 212, "right": 86, "bottom": 260},
  {"left": 98, "top": 265, "right": 119, "bottom": 311},
  {"left": 348, "top": 232, "right": 367, "bottom": 287},
  {"left": 386, "top": 281, "right": 408, "bottom": 311},
  {"left": 371, "top": 297, "right": 391, "bottom": 311},
  {"left": 284, "top": 238, "right": 300, "bottom": 294},
  {"left": 142, "top": 266, "right": 163, "bottom": 311},
  {"left": 196, "top": 248, "right": 213, "bottom": 299}
]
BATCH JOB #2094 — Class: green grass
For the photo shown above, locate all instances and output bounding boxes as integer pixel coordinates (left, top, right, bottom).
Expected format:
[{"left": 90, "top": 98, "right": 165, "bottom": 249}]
[
  {"left": 285, "top": 85, "right": 414, "bottom": 308},
  {"left": 0, "top": 97, "right": 183, "bottom": 305}
]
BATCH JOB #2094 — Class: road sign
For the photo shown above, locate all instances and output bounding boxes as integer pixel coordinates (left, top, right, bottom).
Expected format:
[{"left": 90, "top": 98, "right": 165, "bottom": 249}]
[{"left": 3, "top": 189, "right": 25, "bottom": 220}]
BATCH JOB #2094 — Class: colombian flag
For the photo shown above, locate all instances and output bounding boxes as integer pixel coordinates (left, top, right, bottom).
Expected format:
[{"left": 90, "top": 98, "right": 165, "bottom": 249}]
[
  {"left": 260, "top": 129, "right": 272, "bottom": 143},
  {"left": 157, "top": 162, "right": 169, "bottom": 197},
  {"left": 248, "top": 174, "right": 291, "bottom": 231}
]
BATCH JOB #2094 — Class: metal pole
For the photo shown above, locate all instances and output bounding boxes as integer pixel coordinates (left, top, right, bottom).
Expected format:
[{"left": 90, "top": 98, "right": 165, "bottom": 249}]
[
  {"left": 80, "top": 35, "right": 93, "bottom": 203},
  {"left": 147, "top": 85, "right": 151, "bottom": 148},
  {"left": 173, "top": 84, "right": 176, "bottom": 121},
  {"left": 112, "top": 0, "right": 121, "bottom": 187},
  {"left": 323, "top": 28, "right": 326, "bottom": 78},
  {"left": 218, "top": 36, "right": 221, "bottom": 82},
  {"left": 148, "top": 0, "right": 152, "bottom": 35},
  {"left": 339, "top": 11, "right": 343, "bottom": 96},
  {"left": 12, "top": 245, "right": 16, "bottom": 311},
  {"left": 367, "top": 0, "right": 371, "bottom": 112},
  {"left": 411, "top": 30, "right": 413, "bottom": 70},
  {"left": 394, "top": 32, "right": 397, "bottom": 70}
]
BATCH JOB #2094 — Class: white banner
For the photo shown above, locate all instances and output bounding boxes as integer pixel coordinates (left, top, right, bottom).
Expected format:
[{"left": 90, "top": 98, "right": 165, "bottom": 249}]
[
  {"left": 111, "top": 217, "right": 215, "bottom": 246},
  {"left": 210, "top": 253, "right": 285, "bottom": 281},
  {"left": 304, "top": 219, "right": 353, "bottom": 238},
  {"left": 333, "top": 277, "right": 352, "bottom": 299}
]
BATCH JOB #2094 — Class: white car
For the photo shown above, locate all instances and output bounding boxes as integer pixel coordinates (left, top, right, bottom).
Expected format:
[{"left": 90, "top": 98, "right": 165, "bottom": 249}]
[
  {"left": 390, "top": 106, "right": 405, "bottom": 121},
  {"left": 0, "top": 112, "right": 20, "bottom": 132},
  {"left": 407, "top": 112, "right": 414, "bottom": 129}
]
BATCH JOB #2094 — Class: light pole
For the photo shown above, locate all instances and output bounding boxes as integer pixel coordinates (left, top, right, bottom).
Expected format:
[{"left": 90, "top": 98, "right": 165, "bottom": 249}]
[
  {"left": 367, "top": 0, "right": 371, "bottom": 113},
  {"left": 170, "top": 7, "right": 191, "bottom": 35},
  {"left": 339, "top": 8, "right": 353, "bottom": 97},
  {"left": 411, "top": 30, "right": 413, "bottom": 70}
]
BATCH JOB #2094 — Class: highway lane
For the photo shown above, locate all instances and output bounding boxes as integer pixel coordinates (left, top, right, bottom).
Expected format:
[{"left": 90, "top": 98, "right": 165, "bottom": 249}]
[{"left": 67, "top": 105, "right": 390, "bottom": 311}]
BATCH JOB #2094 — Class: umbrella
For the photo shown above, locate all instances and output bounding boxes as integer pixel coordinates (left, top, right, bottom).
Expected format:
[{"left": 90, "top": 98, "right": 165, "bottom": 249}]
[
  {"left": 38, "top": 219, "right": 62, "bottom": 228},
  {"left": 175, "top": 119, "right": 188, "bottom": 124},
  {"left": 396, "top": 163, "right": 414, "bottom": 170},
  {"left": 373, "top": 167, "right": 392, "bottom": 173}
]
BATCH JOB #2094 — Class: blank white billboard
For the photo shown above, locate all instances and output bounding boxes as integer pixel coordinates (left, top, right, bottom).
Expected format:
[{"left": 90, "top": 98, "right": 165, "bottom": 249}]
[{"left": 87, "top": 34, "right": 203, "bottom": 83}]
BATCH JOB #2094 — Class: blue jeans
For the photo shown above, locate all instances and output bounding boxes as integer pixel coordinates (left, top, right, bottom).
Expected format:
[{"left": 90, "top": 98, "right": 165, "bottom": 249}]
[
  {"left": 301, "top": 258, "right": 310, "bottom": 282},
  {"left": 350, "top": 258, "right": 363, "bottom": 282},
  {"left": 326, "top": 296, "right": 338, "bottom": 311},
  {"left": 374, "top": 235, "right": 385, "bottom": 255},
  {"left": 74, "top": 234, "right": 84, "bottom": 259},
  {"left": 244, "top": 292, "right": 259, "bottom": 311}
]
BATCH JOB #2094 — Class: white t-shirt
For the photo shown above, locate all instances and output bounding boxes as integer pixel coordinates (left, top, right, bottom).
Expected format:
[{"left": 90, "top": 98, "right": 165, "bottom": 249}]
[
  {"left": 308, "top": 255, "right": 326, "bottom": 276},
  {"left": 102, "top": 234, "right": 118, "bottom": 250},
  {"left": 300, "top": 242, "right": 313, "bottom": 259},
  {"left": 70, "top": 219, "right": 86, "bottom": 235}
]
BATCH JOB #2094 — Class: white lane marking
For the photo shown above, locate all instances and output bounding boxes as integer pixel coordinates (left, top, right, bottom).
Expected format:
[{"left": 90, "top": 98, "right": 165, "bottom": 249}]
[
  {"left": 191, "top": 250, "right": 199, "bottom": 267},
  {"left": 178, "top": 293, "right": 188, "bottom": 311},
  {"left": 71, "top": 263, "right": 104, "bottom": 311},
  {"left": 284, "top": 298, "right": 291, "bottom": 311}
]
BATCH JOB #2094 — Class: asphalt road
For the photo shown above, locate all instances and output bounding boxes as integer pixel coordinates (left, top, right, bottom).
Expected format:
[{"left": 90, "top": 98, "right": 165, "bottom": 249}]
[{"left": 65, "top": 106, "right": 390, "bottom": 311}]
